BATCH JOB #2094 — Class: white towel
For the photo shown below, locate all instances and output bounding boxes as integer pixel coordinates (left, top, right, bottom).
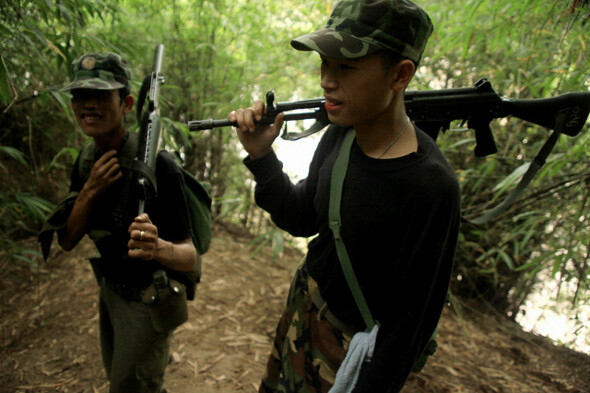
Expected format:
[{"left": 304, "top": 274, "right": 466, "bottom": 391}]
[{"left": 328, "top": 324, "right": 379, "bottom": 393}]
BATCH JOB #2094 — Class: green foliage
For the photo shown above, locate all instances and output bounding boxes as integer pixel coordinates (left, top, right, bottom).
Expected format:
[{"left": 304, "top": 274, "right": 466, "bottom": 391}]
[
  {"left": 0, "top": 0, "right": 120, "bottom": 266},
  {"left": 0, "top": 145, "right": 28, "bottom": 168},
  {"left": 0, "top": 144, "right": 56, "bottom": 266},
  {"left": 0, "top": 0, "right": 121, "bottom": 107},
  {"left": 247, "top": 227, "right": 286, "bottom": 261},
  {"left": 421, "top": 0, "right": 590, "bottom": 349},
  {"left": 0, "top": 236, "right": 42, "bottom": 268},
  {"left": 1, "top": 0, "right": 589, "bottom": 349},
  {"left": 0, "top": 191, "right": 55, "bottom": 235},
  {"left": 0, "top": 190, "right": 54, "bottom": 266}
]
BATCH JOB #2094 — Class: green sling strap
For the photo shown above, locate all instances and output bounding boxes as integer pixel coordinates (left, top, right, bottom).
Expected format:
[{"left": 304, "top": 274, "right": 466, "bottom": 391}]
[
  {"left": 328, "top": 129, "right": 438, "bottom": 373},
  {"left": 469, "top": 129, "right": 561, "bottom": 224},
  {"left": 329, "top": 130, "right": 376, "bottom": 331},
  {"left": 469, "top": 108, "right": 574, "bottom": 224}
]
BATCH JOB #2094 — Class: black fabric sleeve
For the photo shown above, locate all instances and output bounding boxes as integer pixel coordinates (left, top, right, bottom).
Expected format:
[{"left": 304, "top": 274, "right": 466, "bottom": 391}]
[
  {"left": 244, "top": 149, "right": 319, "bottom": 238},
  {"left": 352, "top": 210, "right": 460, "bottom": 393}
]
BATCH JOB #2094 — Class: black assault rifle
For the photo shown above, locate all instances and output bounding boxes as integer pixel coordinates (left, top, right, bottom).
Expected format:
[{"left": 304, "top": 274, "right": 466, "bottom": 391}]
[
  {"left": 188, "top": 79, "right": 590, "bottom": 223},
  {"left": 187, "top": 78, "right": 590, "bottom": 157},
  {"left": 136, "top": 44, "right": 165, "bottom": 215}
]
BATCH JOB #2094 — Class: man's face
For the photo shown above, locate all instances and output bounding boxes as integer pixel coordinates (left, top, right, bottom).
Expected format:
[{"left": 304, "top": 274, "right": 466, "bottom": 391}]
[
  {"left": 319, "top": 53, "right": 398, "bottom": 129},
  {"left": 70, "top": 89, "right": 132, "bottom": 138}
]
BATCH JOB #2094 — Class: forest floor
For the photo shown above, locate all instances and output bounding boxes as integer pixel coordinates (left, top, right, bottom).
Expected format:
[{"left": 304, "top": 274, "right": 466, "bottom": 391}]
[{"left": 1, "top": 222, "right": 590, "bottom": 393}]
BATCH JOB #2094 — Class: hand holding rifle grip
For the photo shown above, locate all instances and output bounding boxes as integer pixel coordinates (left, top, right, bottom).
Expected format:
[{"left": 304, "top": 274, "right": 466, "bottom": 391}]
[
  {"left": 187, "top": 91, "right": 280, "bottom": 131},
  {"left": 187, "top": 91, "right": 329, "bottom": 140}
]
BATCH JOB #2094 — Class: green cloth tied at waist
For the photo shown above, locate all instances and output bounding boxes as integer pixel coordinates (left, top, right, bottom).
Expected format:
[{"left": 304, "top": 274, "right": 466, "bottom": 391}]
[
  {"left": 37, "top": 191, "right": 113, "bottom": 261},
  {"left": 37, "top": 191, "right": 78, "bottom": 261}
]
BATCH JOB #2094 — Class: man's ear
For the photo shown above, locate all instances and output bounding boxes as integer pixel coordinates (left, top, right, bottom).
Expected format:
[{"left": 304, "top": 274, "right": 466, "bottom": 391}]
[
  {"left": 392, "top": 59, "right": 416, "bottom": 92},
  {"left": 122, "top": 94, "right": 135, "bottom": 115}
]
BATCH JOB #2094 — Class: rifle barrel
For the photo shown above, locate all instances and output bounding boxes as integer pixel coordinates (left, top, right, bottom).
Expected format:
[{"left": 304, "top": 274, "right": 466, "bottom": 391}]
[
  {"left": 187, "top": 99, "right": 327, "bottom": 132},
  {"left": 138, "top": 44, "right": 165, "bottom": 215},
  {"left": 188, "top": 118, "right": 234, "bottom": 131},
  {"left": 153, "top": 44, "right": 165, "bottom": 75},
  {"left": 148, "top": 44, "right": 165, "bottom": 112}
]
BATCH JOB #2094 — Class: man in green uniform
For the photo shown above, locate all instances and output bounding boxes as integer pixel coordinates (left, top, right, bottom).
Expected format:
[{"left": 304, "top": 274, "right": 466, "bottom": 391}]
[{"left": 40, "top": 52, "right": 197, "bottom": 392}]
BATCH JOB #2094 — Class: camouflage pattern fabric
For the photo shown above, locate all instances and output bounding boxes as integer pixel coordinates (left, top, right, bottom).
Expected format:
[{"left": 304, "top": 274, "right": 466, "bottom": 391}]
[
  {"left": 290, "top": 0, "right": 433, "bottom": 63},
  {"left": 259, "top": 264, "right": 354, "bottom": 393},
  {"left": 62, "top": 52, "right": 131, "bottom": 91}
]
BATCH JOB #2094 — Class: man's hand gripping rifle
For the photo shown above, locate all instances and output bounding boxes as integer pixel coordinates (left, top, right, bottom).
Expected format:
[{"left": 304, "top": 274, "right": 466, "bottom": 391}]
[
  {"left": 188, "top": 91, "right": 329, "bottom": 140},
  {"left": 187, "top": 78, "right": 590, "bottom": 157},
  {"left": 136, "top": 44, "right": 165, "bottom": 215}
]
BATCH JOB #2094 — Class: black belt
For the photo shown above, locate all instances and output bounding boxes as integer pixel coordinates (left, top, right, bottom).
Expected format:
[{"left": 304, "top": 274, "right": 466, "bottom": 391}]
[{"left": 102, "top": 278, "right": 146, "bottom": 302}]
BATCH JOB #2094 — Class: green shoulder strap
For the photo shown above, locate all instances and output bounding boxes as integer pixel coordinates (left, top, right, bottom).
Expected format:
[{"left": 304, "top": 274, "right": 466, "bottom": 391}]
[
  {"left": 180, "top": 165, "right": 212, "bottom": 255},
  {"left": 469, "top": 129, "right": 561, "bottom": 224},
  {"left": 78, "top": 133, "right": 157, "bottom": 194},
  {"left": 328, "top": 129, "right": 440, "bottom": 372},
  {"left": 77, "top": 133, "right": 144, "bottom": 243},
  {"left": 329, "top": 130, "right": 376, "bottom": 330}
]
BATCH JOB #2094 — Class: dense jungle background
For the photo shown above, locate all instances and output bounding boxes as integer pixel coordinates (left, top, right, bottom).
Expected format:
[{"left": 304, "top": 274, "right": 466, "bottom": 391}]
[{"left": 1, "top": 0, "right": 590, "bottom": 391}]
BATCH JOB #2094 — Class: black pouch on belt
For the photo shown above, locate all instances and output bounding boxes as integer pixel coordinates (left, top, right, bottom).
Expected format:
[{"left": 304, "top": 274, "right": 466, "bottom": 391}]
[{"left": 142, "top": 270, "right": 188, "bottom": 332}]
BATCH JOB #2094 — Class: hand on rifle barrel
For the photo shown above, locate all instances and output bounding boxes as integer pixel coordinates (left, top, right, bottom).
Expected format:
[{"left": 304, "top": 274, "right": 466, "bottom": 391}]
[{"left": 228, "top": 100, "right": 285, "bottom": 160}]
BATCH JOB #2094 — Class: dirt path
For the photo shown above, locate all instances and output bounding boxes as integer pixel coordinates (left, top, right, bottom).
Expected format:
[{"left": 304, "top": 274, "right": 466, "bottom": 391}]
[{"left": 1, "top": 224, "right": 589, "bottom": 392}]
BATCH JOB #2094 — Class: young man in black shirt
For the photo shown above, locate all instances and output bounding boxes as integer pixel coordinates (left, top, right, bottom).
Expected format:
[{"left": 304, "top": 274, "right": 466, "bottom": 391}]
[{"left": 229, "top": 0, "right": 461, "bottom": 392}]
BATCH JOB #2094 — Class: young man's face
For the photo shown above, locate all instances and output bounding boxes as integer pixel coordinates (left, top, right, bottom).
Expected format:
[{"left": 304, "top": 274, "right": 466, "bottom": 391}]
[
  {"left": 70, "top": 89, "right": 132, "bottom": 138},
  {"left": 320, "top": 53, "right": 398, "bottom": 128}
]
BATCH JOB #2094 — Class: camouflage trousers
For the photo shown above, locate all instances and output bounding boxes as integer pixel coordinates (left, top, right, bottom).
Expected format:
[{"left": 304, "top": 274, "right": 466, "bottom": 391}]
[{"left": 259, "top": 264, "right": 354, "bottom": 393}]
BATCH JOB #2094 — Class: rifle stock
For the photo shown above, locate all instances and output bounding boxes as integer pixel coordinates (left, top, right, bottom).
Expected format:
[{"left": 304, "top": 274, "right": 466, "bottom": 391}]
[
  {"left": 500, "top": 92, "right": 590, "bottom": 137},
  {"left": 187, "top": 78, "right": 590, "bottom": 156},
  {"left": 406, "top": 79, "right": 590, "bottom": 155},
  {"left": 137, "top": 44, "right": 165, "bottom": 215}
]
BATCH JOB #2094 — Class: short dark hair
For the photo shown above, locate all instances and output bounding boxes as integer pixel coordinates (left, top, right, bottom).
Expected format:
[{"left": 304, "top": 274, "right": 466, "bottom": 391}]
[
  {"left": 377, "top": 50, "right": 418, "bottom": 69},
  {"left": 118, "top": 88, "right": 130, "bottom": 101}
]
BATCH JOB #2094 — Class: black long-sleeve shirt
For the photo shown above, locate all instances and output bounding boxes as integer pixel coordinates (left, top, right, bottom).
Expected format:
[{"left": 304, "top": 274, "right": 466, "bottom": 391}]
[{"left": 245, "top": 124, "right": 461, "bottom": 392}]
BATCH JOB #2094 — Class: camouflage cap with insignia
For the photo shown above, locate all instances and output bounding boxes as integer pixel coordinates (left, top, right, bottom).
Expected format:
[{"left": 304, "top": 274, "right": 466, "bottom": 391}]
[
  {"left": 291, "top": 0, "right": 433, "bottom": 63},
  {"left": 62, "top": 52, "right": 131, "bottom": 91}
]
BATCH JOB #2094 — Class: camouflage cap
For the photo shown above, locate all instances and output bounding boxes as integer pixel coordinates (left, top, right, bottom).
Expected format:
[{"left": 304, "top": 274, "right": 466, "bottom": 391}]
[
  {"left": 290, "top": 0, "right": 433, "bottom": 63},
  {"left": 61, "top": 52, "right": 131, "bottom": 91}
]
